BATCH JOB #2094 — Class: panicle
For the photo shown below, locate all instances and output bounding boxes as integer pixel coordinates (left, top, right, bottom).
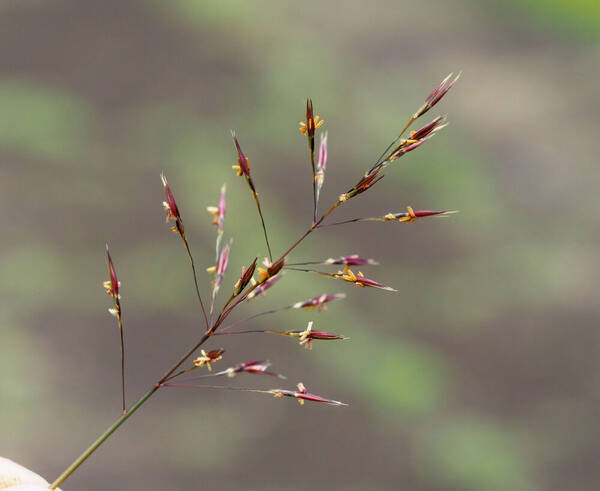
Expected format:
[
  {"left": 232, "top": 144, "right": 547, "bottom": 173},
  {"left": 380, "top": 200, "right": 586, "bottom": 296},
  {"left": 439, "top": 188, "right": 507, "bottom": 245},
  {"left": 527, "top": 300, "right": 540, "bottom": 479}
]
[{"left": 292, "top": 293, "right": 346, "bottom": 310}]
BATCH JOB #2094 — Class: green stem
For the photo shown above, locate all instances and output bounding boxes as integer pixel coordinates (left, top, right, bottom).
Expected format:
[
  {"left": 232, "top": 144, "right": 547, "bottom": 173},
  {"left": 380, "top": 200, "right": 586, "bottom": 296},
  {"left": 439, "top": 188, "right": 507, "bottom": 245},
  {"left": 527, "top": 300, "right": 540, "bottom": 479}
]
[{"left": 49, "top": 386, "right": 158, "bottom": 490}]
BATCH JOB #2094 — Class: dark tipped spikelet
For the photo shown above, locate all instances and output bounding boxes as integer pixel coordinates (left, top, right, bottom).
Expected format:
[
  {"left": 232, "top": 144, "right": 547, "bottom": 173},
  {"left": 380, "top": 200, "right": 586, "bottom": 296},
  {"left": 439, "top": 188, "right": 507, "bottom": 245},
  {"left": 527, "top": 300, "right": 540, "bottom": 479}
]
[
  {"left": 270, "top": 382, "right": 346, "bottom": 406},
  {"left": 104, "top": 245, "right": 120, "bottom": 304},
  {"left": 232, "top": 133, "right": 252, "bottom": 180},
  {"left": 415, "top": 72, "right": 461, "bottom": 119},
  {"left": 226, "top": 360, "right": 286, "bottom": 379},
  {"left": 233, "top": 258, "right": 258, "bottom": 297},
  {"left": 192, "top": 349, "right": 225, "bottom": 371},
  {"left": 292, "top": 293, "right": 346, "bottom": 310},
  {"left": 269, "top": 321, "right": 348, "bottom": 350},
  {"left": 161, "top": 173, "right": 185, "bottom": 238},
  {"left": 246, "top": 274, "right": 283, "bottom": 301}
]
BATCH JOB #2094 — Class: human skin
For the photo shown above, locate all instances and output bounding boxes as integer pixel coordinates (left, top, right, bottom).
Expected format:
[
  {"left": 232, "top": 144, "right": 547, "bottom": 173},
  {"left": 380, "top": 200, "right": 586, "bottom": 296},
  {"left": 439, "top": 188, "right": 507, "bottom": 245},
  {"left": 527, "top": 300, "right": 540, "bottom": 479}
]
[{"left": 0, "top": 457, "right": 61, "bottom": 490}]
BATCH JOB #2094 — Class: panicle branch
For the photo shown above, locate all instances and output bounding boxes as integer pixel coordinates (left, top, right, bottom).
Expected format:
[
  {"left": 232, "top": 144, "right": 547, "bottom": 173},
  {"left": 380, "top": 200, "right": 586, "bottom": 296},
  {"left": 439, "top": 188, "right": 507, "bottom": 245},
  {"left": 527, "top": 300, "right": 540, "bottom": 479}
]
[
  {"left": 104, "top": 244, "right": 126, "bottom": 414},
  {"left": 161, "top": 173, "right": 209, "bottom": 329},
  {"left": 232, "top": 134, "right": 273, "bottom": 261},
  {"left": 325, "top": 207, "right": 458, "bottom": 227}
]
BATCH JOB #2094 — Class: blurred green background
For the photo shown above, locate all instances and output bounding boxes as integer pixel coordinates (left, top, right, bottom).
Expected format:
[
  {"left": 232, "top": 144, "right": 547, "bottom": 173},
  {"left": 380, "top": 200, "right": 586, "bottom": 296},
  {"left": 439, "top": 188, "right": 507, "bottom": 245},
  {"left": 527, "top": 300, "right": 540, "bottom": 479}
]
[{"left": 1, "top": 1, "right": 599, "bottom": 490}]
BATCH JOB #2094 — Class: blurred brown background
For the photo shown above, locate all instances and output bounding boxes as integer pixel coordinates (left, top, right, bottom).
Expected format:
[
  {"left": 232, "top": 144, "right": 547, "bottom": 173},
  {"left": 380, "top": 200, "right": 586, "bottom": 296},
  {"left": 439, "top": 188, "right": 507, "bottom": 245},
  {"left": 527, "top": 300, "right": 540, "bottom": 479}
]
[{"left": 1, "top": 1, "right": 599, "bottom": 490}]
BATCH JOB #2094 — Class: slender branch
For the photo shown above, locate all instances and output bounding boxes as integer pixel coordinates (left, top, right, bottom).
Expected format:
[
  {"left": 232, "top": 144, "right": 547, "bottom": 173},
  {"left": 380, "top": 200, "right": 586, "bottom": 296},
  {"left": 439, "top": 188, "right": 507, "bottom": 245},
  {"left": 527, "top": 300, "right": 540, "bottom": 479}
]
[
  {"left": 163, "top": 383, "right": 271, "bottom": 394},
  {"left": 284, "top": 266, "right": 331, "bottom": 275},
  {"left": 217, "top": 305, "right": 294, "bottom": 333},
  {"left": 213, "top": 328, "right": 272, "bottom": 336},
  {"left": 182, "top": 237, "right": 209, "bottom": 329},
  {"left": 284, "top": 260, "right": 327, "bottom": 266},
  {"left": 317, "top": 217, "right": 364, "bottom": 227},
  {"left": 118, "top": 315, "right": 125, "bottom": 414},
  {"left": 157, "top": 332, "right": 213, "bottom": 385},
  {"left": 252, "top": 191, "right": 273, "bottom": 262},
  {"left": 168, "top": 370, "right": 229, "bottom": 382},
  {"left": 310, "top": 145, "right": 317, "bottom": 225}
]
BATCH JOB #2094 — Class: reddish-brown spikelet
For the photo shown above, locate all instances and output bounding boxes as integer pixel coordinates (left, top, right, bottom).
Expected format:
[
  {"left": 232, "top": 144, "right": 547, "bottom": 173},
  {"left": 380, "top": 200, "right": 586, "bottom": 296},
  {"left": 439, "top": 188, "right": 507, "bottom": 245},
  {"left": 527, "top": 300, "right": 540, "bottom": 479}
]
[
  {"left": 246, "top": 274, "right": 282, "bottom": 300},
  {"left": 415, "top": 72, "right": 461, "bottom": 118},
  {"left": 258, "top": 256, "right": 286, "bottom": 282},
  {"left": 297, "top": 321, "right": 346, "bottom": 349},
  {"left": 340, "top": 168, "right": 385, "bottom": 202},
  {"left": 217, "top": 244, "right": 230, "bottom": 277},
  {"left": 305, "top": 98, "right": 315, "bottom": 137},
  {"left": 227, "top": 360, "right": 285, "bottom": 379},
  {"left": 380, "top": 206, "right": 457, "bottom": 223},
  {"left": 413, "top": 209, "right": 452, "bottom": 217},
  {"left": 160, "top": 173, "right": 185, "bottom": 237},
  {"left": 192, "top": 349, "right": 225, "bottom": 371},
  {"left": 317, "top": 132, "right": 328, "bottom": 172},
  {"left": 409, "top": 115, "right": 447, "bottom": 140},
  {"left": 325, "top": 255, "right": 377, "bottom": 266},
  {"left": 207, "top": 184, "right": 227, "bottom": 230},
  {"left": 334, "top": 268, "right": 396, "bottom": 291},
  {"left": 292, "top": 293, "right": 345, "bottom": 310},
  {"left": 104, "top": 245, "right": 120, "bottom": 299},
  {"left": 271, "top": 382, "right": 346, "bottom": 406},
  {"left": 218, "top": 186, "right": 226, "bottom": 226},
  {"left": 315, "top": 132, "right": 328, "bottom": 202},
  {"left": 232, "top": 134, "right": 251, "bottom": 179},
  {"left": 233, "top": 257, "right": 258, "bottom": 296},
  {"left": 300, "top": 98, "right": 325, "bottom": 139},
  {"left": 387, "top": 134, "right": 433, "bottom": 161},
  {"left": 270, "top": 321, "right": 347, "bottom": 350}
]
